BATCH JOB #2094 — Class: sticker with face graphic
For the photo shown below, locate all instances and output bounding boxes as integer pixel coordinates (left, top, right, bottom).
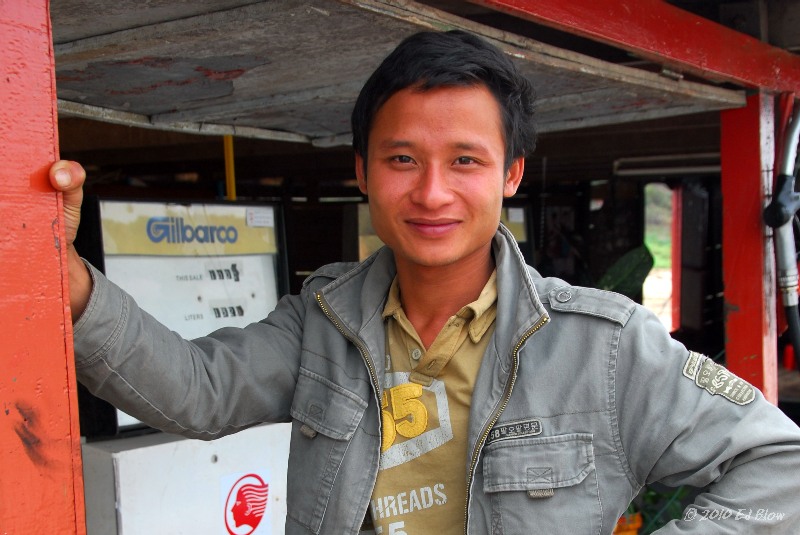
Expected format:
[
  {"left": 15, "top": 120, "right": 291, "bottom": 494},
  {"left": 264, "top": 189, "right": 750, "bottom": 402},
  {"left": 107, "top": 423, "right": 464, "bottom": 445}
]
[{"left": 224, "top": 473, "right": 269, "bottom": 535}]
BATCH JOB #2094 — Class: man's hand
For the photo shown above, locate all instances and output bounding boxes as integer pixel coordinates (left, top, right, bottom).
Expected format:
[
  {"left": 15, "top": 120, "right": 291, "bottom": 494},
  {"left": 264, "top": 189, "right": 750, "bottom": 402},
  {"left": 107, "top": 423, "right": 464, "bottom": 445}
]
[
  {"left": 49, "top": 160, "right": 92, "bottom": 322},
  {"left": 50, "top": 160, "right": 86, "bottom": 247}
]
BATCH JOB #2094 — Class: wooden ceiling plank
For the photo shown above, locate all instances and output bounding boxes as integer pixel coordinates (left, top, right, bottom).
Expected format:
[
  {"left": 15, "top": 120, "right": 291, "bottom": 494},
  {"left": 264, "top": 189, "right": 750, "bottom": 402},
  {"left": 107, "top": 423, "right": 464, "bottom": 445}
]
[
  {"left": 348, "top": 1, "right": 742, "bottom": 100},
  {"left": 50, "top": 0, "right": 263, "bottom": 44},
  {"left": 57, "top": 99, "right": 310, "bottom": 143},
  {"left": 151, "top": 81, "right": 365, "bottom": 125},
  {"left": 54, "top": 1, "right": 311, "bottom": 62},
  {"left": 51, "top": 0, "right": 746, "bottom": 142},
  {"left": 538, "top": 103, "right": 734, "bottom": 134}
]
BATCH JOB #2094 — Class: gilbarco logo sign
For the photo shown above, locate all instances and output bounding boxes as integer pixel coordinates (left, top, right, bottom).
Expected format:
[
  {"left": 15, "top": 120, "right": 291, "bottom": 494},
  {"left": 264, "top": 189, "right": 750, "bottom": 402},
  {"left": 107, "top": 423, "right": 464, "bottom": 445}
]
[{"left": 147, "top": 216, "right": 239, "bottom": 244}]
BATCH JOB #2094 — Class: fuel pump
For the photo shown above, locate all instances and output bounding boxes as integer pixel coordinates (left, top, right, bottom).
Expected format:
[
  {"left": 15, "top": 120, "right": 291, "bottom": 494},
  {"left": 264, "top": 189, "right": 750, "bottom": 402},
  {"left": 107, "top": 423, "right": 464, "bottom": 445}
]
[{"left": 764, "top": 104, "right": 800, "bottom": 370}]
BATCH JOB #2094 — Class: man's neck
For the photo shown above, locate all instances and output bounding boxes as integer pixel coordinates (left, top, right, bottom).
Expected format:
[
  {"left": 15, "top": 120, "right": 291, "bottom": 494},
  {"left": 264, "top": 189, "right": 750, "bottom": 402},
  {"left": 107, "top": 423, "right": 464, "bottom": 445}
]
[{"left": 395, "top": 251, "right": 495, "bottom": 349}]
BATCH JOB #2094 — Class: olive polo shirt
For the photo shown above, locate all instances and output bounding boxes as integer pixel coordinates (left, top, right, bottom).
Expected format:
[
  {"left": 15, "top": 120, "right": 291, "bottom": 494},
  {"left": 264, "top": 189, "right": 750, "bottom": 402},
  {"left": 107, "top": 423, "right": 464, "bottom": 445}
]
[{"left": 367, "top": 271, "right": 498, "bottom": 535}]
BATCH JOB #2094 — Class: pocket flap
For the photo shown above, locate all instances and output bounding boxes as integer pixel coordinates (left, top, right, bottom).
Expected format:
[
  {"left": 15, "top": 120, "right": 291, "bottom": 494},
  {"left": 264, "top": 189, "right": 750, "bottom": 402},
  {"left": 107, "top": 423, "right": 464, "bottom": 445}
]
[
  {"left": 290, "top": 368, "right": 367, "bottom": 441},
  {"left": 483, "top": 433, "right": 595, "bottom": 493}
]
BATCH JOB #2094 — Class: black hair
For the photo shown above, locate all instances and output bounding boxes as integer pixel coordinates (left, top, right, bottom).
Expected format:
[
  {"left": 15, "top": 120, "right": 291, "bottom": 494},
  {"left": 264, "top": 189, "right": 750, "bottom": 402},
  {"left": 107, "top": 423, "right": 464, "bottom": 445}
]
[{"left": 351, "top": 30, "right": 536, "bottom": 172}]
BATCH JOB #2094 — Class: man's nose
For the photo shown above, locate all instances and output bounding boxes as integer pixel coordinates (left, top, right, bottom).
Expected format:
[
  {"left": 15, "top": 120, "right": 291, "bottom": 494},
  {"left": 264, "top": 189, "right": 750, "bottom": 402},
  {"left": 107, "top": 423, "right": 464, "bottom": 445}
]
[{"left": 410, "top": 165, "right": 455, "bottom": 208}]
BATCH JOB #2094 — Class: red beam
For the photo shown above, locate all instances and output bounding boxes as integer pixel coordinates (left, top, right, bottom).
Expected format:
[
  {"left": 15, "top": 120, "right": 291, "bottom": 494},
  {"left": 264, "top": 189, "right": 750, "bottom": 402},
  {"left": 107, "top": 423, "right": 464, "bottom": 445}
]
[
  {"left": 671, "top": 187, "right": 682, "bottom": 332},
  {"left": 0, "top": 0, "right": 86, "bottom": 531},
  {"left": 720, "top": 93, "right": 777, "bottom": 402},
  {"left": 471, "top": 0, "right": 800, "bottom": 93}
]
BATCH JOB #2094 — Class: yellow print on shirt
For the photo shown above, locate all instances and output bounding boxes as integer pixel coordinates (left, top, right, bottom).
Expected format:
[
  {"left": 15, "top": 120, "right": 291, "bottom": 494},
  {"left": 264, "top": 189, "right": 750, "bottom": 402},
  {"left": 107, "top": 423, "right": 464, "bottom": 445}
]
[{"left": 381, "top": 383, "right": 429, "bottom": 452}]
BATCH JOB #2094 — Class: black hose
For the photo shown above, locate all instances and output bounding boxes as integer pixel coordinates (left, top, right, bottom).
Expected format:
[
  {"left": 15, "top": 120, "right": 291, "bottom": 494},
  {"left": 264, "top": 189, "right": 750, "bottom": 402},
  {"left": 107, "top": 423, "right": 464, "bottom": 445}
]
[{"left": 785, "top": 305, "right": 800, "bottom": 370}]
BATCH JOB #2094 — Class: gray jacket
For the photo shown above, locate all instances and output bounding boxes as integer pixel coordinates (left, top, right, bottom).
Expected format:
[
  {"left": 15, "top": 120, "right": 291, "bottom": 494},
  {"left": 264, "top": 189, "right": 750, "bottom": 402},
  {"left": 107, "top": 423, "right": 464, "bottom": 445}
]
[{"left": 75, "top": 225, "right": 800, "bottom": 534}]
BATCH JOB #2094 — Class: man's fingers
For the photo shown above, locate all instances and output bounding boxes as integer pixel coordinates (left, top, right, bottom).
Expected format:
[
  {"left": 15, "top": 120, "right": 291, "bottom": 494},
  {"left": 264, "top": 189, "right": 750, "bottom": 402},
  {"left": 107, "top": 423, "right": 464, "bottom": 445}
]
[
  {"left": 50, "top": 160, "right": 86, "bottom": 247},
  {"left": 49, "top": 160, "right": 86, "bottom": 191}
]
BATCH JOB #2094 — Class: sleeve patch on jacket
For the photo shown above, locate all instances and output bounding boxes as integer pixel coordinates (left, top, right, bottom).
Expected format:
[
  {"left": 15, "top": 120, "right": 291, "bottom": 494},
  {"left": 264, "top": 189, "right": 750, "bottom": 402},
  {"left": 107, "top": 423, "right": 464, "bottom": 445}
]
[{"left": 682, "top": 351, "right": 756, "bottom": 405}]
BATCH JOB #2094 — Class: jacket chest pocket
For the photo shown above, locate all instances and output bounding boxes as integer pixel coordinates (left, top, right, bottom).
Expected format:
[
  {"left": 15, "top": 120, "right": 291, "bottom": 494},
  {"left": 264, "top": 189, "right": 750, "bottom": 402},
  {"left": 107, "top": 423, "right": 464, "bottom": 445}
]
[
  {"left": 288, "top": 367, "right": 368, "bottom": 533},
  {"left": 482, "top": 433, "right": 602, "bottom": 535}
]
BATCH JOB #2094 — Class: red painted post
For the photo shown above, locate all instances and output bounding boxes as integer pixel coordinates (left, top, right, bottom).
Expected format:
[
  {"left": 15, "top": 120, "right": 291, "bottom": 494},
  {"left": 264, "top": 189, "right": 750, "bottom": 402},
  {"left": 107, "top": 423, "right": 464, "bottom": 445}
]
[
  {"left": 671, "top": 187, "right": 682, "bottom": 332},
  {"left": 0, "top": 1, "right": 86, "bottom": 532},
  {"left": 720, "top": 93, "right": 778, "bottom": 403}
]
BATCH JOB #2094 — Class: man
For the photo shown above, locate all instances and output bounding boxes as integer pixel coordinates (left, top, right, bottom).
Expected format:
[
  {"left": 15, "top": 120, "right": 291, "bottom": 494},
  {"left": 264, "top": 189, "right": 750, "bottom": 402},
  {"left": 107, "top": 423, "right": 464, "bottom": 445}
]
[{"left": 50, "top": 30, "right": 800, "bottom": 534}]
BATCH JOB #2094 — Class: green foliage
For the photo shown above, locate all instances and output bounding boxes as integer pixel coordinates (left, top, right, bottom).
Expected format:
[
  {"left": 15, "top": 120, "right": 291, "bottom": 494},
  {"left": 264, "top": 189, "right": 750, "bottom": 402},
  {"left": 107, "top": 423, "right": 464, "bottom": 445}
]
[
  {"left": 644, "top": 183, "right": 673, "bottom": 269},
  {"left": 596, "top": 245, "right": 654, "bottom": 299},
  {"left": 645, "top": 232, "right": 672, "bottom": 269},
  {"left": 634, "top": 486, "right": 692, "bottom": 534}
]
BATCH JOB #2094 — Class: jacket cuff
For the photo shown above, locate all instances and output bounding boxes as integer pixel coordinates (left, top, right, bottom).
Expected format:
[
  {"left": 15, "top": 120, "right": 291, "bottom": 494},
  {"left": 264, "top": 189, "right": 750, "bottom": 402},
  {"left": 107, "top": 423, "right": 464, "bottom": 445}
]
[{"left": 73, "top": 259, "right": 128, "bottom": 368}]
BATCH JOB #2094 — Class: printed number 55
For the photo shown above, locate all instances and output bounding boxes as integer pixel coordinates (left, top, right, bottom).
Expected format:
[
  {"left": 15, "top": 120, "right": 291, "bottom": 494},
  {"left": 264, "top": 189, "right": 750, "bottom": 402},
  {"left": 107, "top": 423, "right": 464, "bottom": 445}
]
[{"left": 380, "top": 383, "right": 428, "bottom": 451}]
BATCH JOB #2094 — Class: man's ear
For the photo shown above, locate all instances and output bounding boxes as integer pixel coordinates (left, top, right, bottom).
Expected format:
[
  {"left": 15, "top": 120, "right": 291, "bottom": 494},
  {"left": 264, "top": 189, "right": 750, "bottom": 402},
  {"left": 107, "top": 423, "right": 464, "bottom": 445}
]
[
  {"left": 503, "top": 157, "right": 525, "bottom": 198},
  {"left": 355, "top": 153, "right": 368, "bottom": 195}
]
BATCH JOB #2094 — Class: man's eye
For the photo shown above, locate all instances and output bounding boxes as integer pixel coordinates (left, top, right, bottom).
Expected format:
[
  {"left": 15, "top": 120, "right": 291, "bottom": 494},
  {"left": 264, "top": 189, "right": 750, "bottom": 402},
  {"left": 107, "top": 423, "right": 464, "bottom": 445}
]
[
  {"left": 455, "top": 156, "right": 475, "bottom": 165},
  {"left": 391, "top": 155, "right": 414, "bottom": 164}
]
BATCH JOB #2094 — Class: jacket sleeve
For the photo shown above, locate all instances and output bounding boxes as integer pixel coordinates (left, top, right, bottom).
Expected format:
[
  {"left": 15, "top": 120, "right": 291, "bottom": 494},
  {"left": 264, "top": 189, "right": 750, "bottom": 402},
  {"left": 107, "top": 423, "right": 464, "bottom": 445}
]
[
  {"left": 615, "top": 305, "right": 800, "bottom": 533},
  {"left": 73, "top": 262, "right": 305, "bottom": 440}
]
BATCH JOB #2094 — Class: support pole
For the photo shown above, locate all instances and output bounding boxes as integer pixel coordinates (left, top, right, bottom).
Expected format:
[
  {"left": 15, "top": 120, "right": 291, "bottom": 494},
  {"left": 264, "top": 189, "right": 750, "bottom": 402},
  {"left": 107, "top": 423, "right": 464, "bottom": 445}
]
[
  {"left": 0, "top": 0, "right": 86, "bottom": 532},
  {"left": 671, "top": 187, "right": 682, "bottom": 331},
  {"left": 224, "top": 134, "right": 237, "bottom": 201},
  {"left": 720, "top": 93, "right": 778, "bottom": 402}
]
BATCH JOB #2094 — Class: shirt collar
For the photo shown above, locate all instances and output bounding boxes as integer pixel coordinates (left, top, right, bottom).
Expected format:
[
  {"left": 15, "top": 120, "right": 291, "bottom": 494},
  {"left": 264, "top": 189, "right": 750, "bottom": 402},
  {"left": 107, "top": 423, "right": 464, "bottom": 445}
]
[{"left": 382, "top": 270, "right": 498, "bottom": 343}]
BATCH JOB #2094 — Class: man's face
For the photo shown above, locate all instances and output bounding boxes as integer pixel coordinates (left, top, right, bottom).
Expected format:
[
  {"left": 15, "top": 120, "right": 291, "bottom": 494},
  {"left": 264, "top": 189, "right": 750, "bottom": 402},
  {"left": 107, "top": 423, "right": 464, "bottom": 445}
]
[{"left": 356, "top": 84, "right": 523, "bottom": 273}]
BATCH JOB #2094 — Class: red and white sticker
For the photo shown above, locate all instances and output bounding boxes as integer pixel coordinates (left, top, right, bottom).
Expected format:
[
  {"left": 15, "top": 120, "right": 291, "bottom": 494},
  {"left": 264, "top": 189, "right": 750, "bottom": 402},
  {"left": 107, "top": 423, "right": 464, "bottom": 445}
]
[{"left": 223, "top": 473, "right": 270, "bottom": 535}]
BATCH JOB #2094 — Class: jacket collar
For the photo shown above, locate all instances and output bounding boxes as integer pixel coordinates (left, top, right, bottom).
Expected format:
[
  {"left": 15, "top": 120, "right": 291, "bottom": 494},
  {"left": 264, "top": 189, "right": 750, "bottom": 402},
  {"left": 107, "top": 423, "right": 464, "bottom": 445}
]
[
  {"left": 319, "top": 224, "right": 548, "bottom": 355},
  {"left": 492, "top": 224, "right": 550, "bottom": 355}
]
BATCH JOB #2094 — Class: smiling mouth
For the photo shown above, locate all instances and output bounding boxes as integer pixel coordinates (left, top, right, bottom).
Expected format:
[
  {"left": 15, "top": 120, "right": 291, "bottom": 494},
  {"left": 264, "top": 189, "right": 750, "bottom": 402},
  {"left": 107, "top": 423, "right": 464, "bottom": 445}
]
[{"left": 407, "top": 219, "right": 460, "bottom": 235}]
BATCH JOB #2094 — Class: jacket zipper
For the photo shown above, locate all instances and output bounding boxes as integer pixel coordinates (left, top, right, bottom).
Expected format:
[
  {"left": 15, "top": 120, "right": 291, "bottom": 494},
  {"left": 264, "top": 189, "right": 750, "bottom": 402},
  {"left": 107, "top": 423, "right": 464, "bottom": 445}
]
[
  {"left": 463, "top": 314, "right": 550, "bottom": 535},
  {"left": 315, "top": 291, "right": 381, "bottom": 397},
  {"left": 316, "top": 291, "right": 383, "bottom": 534}
]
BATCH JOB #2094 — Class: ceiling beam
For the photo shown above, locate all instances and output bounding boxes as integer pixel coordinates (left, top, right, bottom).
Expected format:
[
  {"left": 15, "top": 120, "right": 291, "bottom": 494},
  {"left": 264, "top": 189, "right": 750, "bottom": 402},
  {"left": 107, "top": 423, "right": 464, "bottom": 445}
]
[
  {"left": 58, "top": 100, "right": 310, "bottom": 143},
  {"left": 470, "top": 0, "right": 800, "bottom": 93}
]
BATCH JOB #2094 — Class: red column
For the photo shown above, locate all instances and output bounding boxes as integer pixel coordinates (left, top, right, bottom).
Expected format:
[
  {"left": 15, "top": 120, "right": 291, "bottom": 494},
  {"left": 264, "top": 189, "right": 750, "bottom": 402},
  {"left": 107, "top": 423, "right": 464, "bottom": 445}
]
[
  {"left": 0, "top": 1, "right": 86, "bottom": 532},
  {"left": 720, "top": 93, "right": 778, "bottom": 403},
  {"left": 671, "top": 187, "right": 682, "bottom": 332}
]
